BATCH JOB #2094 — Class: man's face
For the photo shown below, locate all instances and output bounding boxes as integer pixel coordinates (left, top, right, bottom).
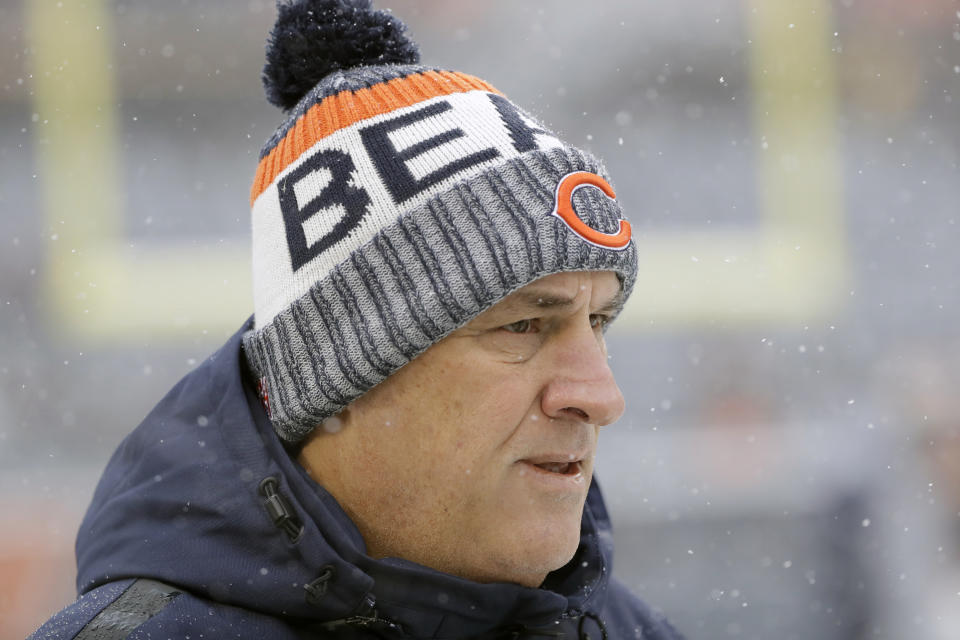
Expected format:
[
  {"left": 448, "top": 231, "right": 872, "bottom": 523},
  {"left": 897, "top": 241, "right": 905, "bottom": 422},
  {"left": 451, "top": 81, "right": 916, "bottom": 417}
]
[{"left": 298, "top": 271, "right": 626, "bottom": 587}]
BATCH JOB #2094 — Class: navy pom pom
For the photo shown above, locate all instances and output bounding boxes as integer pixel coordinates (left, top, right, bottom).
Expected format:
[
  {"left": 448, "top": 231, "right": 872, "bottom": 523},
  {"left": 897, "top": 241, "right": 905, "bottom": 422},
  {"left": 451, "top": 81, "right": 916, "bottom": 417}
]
[{"left": 263, "top": 0, "right": 421, "bottom": 110}]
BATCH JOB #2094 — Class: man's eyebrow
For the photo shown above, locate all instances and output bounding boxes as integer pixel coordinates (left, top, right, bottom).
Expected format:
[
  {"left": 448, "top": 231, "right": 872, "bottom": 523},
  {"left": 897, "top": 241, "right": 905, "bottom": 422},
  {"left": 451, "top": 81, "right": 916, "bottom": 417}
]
[
  {"left": 505, "top": 288, "right": 626, "bottom": 315},
  {"left": 509, "top": 291, "right": 577, "bottom": 310},
  {"left": 595, "top": 289, "right": 626, "bottom": 316}
]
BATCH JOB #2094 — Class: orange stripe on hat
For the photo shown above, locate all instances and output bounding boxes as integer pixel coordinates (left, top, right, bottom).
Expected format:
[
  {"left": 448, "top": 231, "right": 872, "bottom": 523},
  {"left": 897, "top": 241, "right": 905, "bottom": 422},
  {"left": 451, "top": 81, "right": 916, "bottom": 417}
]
[{"left": 250, "top": 70, "right": 500, "bottom": 206}]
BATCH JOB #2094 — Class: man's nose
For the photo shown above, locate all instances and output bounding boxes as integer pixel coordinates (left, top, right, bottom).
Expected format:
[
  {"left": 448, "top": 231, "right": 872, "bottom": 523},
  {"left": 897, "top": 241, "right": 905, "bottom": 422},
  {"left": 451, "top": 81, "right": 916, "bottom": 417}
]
[{"left": 540, "top": 323, "right": 626, "bottom": 427}]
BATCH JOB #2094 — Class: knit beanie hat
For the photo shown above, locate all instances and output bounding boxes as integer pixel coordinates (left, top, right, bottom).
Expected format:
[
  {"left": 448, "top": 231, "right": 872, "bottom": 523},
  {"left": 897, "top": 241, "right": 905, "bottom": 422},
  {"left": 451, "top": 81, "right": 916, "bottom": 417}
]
[{"left": 242, "top": 0, "right": 638, "bottom": 444}]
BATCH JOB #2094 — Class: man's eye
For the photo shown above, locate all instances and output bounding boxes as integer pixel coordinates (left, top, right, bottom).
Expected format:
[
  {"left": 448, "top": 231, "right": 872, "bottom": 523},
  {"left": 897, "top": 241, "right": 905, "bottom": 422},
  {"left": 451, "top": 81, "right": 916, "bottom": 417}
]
[
  {"left": 501, "top": 319, "right": 535, "bottom": 334},
  {"left": 590, "top": 314, "right": 609, "bottom": 330}
]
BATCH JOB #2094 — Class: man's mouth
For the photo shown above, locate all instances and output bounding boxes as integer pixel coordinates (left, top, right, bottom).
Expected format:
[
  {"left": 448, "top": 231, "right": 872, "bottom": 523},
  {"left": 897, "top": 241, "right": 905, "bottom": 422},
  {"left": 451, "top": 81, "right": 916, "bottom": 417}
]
[{"left": 531, "top": 461, "right": 581, "bottom": 475}]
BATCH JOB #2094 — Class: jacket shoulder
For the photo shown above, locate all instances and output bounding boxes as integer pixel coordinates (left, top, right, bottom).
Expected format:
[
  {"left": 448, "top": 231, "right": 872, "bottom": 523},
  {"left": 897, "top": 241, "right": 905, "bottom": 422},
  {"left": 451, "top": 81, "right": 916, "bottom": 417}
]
[
  {"left": 29, "top": 580, "right": 135, "bottom": 640},
  {"left": 599, "top": 578, "right": 686, "bottom": 640},
  {"left": 29, "top": 579, "right": 304, "bottom": 640}
]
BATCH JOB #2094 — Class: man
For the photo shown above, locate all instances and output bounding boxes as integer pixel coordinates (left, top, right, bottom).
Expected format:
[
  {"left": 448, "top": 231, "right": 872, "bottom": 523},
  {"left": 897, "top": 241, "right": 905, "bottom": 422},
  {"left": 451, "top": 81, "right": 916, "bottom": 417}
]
[{"left": 32, "top": 0, "right": 684, "bottom": 638}]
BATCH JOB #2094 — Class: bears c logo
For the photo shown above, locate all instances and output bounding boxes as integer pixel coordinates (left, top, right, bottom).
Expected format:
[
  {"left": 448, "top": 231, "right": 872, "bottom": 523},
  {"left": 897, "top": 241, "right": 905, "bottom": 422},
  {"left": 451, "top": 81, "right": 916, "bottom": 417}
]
[{"left": 550, "top": 171, "right": 631, "bottom": 250}]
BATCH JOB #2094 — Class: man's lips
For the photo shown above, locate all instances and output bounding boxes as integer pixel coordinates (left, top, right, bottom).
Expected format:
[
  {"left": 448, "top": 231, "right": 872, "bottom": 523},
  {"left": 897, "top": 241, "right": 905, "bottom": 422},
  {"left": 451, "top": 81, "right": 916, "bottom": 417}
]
[
  {"left": 520, "top": 452, "right": 588, "bottom": 476},
  {"left": 530, "top": 460, "right": 581, "bottom": 475}
]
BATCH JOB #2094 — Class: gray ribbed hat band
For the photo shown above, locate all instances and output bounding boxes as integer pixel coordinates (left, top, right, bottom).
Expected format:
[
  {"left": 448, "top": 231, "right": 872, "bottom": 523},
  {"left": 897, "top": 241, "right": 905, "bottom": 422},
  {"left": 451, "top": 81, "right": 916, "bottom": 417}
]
[{"left": 243, "top": 147, "right": 637, "bottom": 443}]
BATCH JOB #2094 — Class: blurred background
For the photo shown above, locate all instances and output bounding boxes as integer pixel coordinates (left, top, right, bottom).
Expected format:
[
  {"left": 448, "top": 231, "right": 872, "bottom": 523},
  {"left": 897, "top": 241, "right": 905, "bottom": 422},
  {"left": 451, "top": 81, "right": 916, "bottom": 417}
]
[{"left": 1, "top": 0, "right": 958, "bottom": 637}]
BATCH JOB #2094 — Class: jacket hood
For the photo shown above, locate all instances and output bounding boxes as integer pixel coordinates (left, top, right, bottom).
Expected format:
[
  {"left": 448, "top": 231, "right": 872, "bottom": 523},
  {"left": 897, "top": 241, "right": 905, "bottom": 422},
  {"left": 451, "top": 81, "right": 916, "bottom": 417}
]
[{"left": 76, "top": 319, "right": 616, "bottom": 638}]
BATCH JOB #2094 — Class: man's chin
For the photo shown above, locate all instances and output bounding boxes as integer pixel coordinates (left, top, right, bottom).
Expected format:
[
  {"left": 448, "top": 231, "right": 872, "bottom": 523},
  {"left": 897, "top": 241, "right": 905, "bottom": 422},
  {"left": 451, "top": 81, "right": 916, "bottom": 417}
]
[{"left": 494, "top": 515, "right": 584, "bottom": 585}]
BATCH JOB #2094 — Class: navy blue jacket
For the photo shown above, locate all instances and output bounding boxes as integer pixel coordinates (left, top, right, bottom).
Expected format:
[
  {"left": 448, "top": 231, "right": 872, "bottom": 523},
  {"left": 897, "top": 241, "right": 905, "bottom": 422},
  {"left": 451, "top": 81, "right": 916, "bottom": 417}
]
[{"left": 31, "top": 320, "right": 684, "bottom": 639}]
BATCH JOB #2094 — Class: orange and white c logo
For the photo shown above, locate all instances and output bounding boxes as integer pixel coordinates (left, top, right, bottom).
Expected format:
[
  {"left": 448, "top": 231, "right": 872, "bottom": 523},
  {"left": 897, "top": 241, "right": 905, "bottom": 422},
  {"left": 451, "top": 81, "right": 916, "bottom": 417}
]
[{"left": 550, "top": 171, "right": 631, "bottom": 250}]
